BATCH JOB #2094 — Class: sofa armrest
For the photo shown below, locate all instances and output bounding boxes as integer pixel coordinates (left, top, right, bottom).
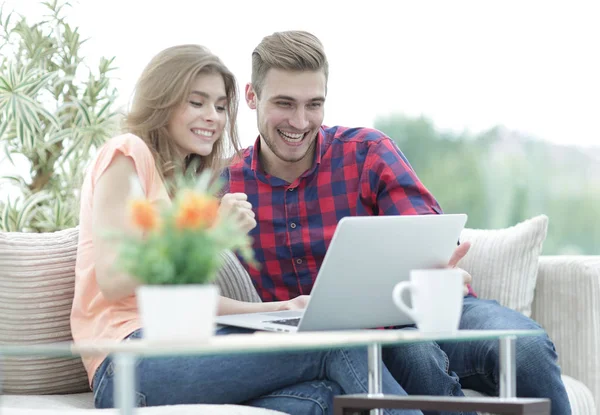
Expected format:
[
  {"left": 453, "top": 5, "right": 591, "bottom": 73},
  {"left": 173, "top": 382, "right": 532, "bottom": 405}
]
[{"left": 531, "top": 255, "right": 600, "bottom": 410}]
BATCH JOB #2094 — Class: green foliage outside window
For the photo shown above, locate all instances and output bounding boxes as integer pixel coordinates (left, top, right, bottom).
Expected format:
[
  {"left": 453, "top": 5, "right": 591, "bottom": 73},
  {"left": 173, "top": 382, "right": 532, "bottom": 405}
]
[{"left": 376, "top": 114, "right": 600, "bottom": 255}]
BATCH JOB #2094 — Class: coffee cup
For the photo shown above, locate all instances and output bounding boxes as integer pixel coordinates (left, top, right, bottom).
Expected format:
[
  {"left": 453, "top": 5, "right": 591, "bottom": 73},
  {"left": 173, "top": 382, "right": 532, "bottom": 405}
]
[{"left": 392, "top": 268, "right": 464, "bottom": 333}]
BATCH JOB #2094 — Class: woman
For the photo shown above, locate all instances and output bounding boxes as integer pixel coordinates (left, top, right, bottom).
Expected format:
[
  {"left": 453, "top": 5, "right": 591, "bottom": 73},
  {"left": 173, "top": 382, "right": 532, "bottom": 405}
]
[{"left": 71, "top": 44, "right": 418, "bottom": 415}]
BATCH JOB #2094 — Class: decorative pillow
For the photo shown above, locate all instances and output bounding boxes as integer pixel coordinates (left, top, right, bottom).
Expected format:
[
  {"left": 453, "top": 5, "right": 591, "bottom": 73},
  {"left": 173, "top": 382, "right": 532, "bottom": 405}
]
[
  {"left": 457, "top": 215, "right": 549, "bottom": 317},
  {"left": 0, "top": 227, "right": 259, "bottom": 394},
  {"left": 215, "top": 251, "right": 261, "bottom": 303},
  {"left": 0, "top": 227, "right": 90, "bottom": 394}
]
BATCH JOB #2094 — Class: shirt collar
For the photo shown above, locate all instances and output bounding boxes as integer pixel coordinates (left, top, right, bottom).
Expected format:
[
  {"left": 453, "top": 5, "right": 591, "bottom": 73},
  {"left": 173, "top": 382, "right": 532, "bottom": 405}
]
[{"left": 250, "top": 135, "right": 262, "bottom": 172}]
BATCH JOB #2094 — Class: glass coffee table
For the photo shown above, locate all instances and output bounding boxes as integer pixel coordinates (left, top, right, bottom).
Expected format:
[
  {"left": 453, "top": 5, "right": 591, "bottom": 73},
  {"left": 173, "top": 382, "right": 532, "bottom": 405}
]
[{"left": 0, "top": 329, "right": 550, "bottom": 415}]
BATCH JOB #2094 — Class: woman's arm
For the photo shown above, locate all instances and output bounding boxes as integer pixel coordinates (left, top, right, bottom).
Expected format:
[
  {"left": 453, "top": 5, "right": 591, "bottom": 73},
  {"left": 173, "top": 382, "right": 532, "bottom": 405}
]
[
  {"left": 218, "top": 295, "right": 309, "bottom": 315},
  {"left": 92, "top": 154, "right": 155, "bottom": 301},
  {"left": 93, "top": 153, "right": 307, "bottom": 310}
]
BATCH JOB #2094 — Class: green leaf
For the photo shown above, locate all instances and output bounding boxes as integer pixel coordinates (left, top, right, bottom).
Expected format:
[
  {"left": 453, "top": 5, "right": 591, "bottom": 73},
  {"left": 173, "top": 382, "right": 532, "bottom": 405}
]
[
  {"left": 75, "top": 99, "right": 91, "bottom": 126},
  {"left": 44, "top": 127, "right": 73, "bottom": 146},
  {"left": 2, "top": 144, "right": 15, "bottom": 165},
  {"left": 60, "top": 131, "right": 84, "bottom": 161},
  {"left": 1, "top": 196, "right": 16, "bottom": 231},
  {"left": 99, "top": 56, "right": 117, "bottom": 74},
  {"left": 14, "top": 84, "right": 60, "bottom": 127},
  {"left": 23, "top": 71, "right": 57, "bottom": 96},
  {"left": 34, "top": 194, "right": 78, "bottom": 231},
  {"left": 2, "top": 10, "right": 14, "bottom": 33},
  {"left": 0, "top": 118, "right": 9, "bottom": 138},
  {"left": 15, "top": 96, "right": 41, "bottom": 133},
  {"left": 96, "top": 99, "right": 111, "bottom": 118},
  {"left": 14, "top": 190, "right": 53, "bottom": 231},
  {"left": 0, "top": 174, "right": 28, "bottom": 189},
  {"left": 0, "top": 74, "right": 11, "bottom": 91}
]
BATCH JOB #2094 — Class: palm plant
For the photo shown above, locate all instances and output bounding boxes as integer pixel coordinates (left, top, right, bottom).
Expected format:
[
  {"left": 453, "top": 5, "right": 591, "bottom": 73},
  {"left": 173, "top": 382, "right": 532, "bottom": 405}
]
[{"left": 0, "top": 0, "right": 120, "bottom": 232}]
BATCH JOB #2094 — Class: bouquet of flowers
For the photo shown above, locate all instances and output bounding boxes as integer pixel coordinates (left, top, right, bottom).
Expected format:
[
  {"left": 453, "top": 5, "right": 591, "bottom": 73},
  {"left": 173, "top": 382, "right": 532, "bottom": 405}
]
[{"left": 115, "top": 171, "right": 256, "bottom": 285}]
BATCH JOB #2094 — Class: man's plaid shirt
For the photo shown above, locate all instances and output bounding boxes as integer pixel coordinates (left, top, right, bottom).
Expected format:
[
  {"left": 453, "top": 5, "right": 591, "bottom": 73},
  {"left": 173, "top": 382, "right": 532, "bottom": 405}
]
[{"left": 224, "top": 125, "right": 448, "bottom": 302}]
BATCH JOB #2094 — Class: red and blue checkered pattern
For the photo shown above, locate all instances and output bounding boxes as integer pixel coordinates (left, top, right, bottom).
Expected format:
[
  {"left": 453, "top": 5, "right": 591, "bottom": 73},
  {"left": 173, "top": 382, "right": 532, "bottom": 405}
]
[{"left": 225, "top": 126, "right": 444, "bottom": 302}]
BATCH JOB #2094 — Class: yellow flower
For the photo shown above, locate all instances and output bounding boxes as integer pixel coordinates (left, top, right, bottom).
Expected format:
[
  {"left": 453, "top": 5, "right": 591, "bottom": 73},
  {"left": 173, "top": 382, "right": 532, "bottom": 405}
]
[
  {"left": 129, "top": 199, "right": 159, "bottom": 231},
  {"left": 175, "top": 190, "right": 219, "bottom": 230}
]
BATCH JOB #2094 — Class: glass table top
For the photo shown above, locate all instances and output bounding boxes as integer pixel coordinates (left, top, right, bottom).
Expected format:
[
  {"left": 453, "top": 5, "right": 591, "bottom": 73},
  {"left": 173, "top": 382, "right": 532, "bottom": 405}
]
[{"left": 0, "top": 329, "right": 544, "bottom": 359}]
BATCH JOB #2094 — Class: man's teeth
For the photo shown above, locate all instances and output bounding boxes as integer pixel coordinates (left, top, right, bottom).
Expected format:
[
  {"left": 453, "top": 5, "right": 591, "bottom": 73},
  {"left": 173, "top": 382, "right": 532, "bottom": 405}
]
[
  {"left": 278, "top": 130, "right": 304, "bottom": 142},
  {"left": 192, "top": 129, "right": 213, "bottom": 137}
]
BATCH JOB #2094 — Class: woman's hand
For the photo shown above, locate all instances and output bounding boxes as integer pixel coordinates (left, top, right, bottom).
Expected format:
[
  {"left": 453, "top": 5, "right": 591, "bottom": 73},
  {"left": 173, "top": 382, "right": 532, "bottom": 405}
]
[
  {"left": 275, "top": 295, "right": 310, "bottom": 311},
  {"left": 218, "top": 295, "right": 310, "bottom": 315},
  {"left": 219, "top": 193, "right": 257, "bottom": 233}
]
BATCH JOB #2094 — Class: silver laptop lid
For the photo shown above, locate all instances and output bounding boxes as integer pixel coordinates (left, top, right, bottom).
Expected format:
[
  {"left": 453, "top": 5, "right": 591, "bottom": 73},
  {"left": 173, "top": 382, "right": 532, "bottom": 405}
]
[{"left": 297, "top": 214, "right": 467, "bottom": 331}]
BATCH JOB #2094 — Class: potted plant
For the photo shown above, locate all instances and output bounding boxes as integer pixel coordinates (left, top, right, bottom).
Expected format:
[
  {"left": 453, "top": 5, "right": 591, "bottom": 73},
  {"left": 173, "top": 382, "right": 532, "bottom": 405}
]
[
  {"left": 114, "top": 172, "right": 256, "bottom": 342},
  {"left": 0, "top": 0, "right": 120, "bottom": 232}
]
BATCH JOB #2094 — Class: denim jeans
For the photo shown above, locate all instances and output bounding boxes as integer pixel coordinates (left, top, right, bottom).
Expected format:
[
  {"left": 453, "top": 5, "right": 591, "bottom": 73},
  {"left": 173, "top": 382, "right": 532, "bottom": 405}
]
[
  {"left": 93, "top": 326, "right": 422, "bottom": 415},
  {"left": 383, "top": 295, "right": 571, "bottom": 415},
  {"left": 245, "top": 379, "right": 343, "bottom": 415}
]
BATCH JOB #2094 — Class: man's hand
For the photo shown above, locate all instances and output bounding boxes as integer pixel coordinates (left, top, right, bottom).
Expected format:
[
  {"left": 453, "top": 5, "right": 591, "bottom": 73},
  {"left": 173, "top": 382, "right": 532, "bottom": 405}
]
[
  {"left": 275, "top": 295, "right": 310, "bottom": 311},
  {"left": 448, "top": 241, "right": 473, "bottom": 296},
  {"left": 219, "top": 193, "right": 257, "bottom": 233},
  {"left": 456, "top": 267, "right": 473, "bottom": 296}
]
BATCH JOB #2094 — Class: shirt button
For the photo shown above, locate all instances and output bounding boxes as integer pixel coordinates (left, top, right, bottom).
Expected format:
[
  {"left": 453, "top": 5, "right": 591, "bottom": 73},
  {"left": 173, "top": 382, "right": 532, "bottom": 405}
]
[
  {"left": 288, "top": 188, "right": 295, "bottom": 191},
  {"left": 296, "top": 258, "right": 303, "bottom": 264},
  {"left": 290, "top": 222, "right": 297, "bottom": 229}
]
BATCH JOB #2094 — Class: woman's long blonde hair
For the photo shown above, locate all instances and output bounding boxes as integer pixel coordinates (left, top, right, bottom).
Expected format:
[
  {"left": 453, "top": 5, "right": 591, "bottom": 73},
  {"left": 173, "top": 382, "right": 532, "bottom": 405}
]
[{"left": 125, "top": 44, "right": 241, "bottom": 186}]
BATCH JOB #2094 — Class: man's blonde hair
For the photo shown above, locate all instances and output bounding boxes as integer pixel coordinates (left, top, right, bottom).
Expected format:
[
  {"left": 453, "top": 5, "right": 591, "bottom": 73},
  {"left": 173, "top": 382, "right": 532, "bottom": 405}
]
[
  {"left": 251, "top": 31, "right": 328, "bottom": 98},
  {"left": 125, "top": 44, "right": 241, "bottom": 184}
]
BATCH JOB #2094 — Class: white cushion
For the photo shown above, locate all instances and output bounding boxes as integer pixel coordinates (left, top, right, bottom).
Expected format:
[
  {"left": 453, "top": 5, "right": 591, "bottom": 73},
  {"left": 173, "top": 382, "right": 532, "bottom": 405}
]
[
  {"left": 562, "top": 375, "right": 599, "bottom": 415},
  {"left": 0, "top": 228, "right": 90, "bottom": 394},
  {"left": 1, "top": 393, "right": 95, "bottom": 409},
  {"left": 0, "top": 393, "right": 286, "bottom": 414},
  {"left": 463, "top": 375, "right": 596, "bottom": 415},
  {"left": 2, "top": 409, "right": 283, "bottom": 415},
  {"left": 458, "top": 215, "right": 548, "bottom": 317}
]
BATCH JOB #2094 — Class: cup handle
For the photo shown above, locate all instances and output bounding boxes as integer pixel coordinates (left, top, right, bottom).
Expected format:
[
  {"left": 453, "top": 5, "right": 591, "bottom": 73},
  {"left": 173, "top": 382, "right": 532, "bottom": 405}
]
[{"left": 392, "top": 281, "right": 419, "bottom": 322}]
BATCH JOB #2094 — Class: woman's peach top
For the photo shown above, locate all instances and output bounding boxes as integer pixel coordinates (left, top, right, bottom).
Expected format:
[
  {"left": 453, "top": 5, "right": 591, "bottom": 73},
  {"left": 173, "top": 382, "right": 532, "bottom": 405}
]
[{"left": 71, "top": 134, "right": 164, "bottom": 385}]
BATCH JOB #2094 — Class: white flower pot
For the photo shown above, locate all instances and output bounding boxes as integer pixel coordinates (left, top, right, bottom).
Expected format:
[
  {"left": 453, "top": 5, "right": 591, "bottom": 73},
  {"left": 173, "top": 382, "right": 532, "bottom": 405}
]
[{"left": 136, "top": 284, "right": 219, "bottom": 342}]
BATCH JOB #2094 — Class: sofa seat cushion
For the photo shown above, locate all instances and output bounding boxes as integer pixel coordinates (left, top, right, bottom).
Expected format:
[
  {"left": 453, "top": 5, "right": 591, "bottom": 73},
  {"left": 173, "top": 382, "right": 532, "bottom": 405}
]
[
  {"left": 1, "top": 392, "right": 95, "bottom": 409},
  {"left": 1, "top": 392, "right": 286, "bottom": 414},
  {"left": 1, "top": 406, "right": 286, "bottom": 415},
  {"left": 463, "top": 375, "right": 596, "bottom": 415}
]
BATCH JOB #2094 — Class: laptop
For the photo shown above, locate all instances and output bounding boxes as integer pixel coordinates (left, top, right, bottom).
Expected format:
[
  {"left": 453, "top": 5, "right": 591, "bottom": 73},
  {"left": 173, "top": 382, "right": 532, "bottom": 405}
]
[{"left": 216, "top": 213, "right": 468, "bottom": 333}]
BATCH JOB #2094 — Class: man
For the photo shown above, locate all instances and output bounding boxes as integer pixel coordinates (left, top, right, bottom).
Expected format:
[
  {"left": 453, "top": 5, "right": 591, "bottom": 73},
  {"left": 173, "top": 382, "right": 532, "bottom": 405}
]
[{"left": 225, "top": 30, "right": 570, "bottom": 415}]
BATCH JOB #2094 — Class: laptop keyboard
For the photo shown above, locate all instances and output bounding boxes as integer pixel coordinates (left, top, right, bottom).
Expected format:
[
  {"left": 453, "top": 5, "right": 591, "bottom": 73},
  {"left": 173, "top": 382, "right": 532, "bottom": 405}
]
[{"left": 267, "top": 318, "right": 301, "bottom": 327}]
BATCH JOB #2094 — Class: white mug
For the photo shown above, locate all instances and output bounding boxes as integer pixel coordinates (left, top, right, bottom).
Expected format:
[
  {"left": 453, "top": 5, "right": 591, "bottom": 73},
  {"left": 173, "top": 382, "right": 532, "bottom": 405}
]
[{"left": 392, "top": 268, "right": 464, "bottom": 333}]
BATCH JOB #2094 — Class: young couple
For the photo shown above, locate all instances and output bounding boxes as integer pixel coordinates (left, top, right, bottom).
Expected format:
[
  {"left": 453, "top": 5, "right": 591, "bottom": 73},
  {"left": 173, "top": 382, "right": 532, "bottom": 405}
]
[{"left": 72, "top": 32, "right": 570, "bottom": 415}]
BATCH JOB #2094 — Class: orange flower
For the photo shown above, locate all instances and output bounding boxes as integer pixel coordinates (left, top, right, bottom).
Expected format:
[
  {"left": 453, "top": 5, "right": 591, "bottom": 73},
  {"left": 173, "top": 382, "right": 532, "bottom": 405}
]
[
  {"left": 129, "top": 199, "right": 159, "bottom": 231},
  {"left": 175, "top": 191, "right": 219, "bottom": 230}
]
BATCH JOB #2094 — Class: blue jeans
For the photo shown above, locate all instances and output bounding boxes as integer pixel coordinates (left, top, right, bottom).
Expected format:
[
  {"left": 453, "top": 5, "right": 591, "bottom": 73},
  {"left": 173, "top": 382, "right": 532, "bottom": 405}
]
[
  {"left": 93, "top": 326, "right": 422, "bottom": 415},
  {"left": 383, "top": 296, "right": 571, "bottom": 415},
  {"left": 245, "top": 379, "right": 343, "bottom": 415}
]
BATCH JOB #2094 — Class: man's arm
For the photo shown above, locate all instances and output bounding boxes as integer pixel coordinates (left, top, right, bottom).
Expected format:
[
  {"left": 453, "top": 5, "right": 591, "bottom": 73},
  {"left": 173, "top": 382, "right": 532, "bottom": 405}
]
[
  {"left": 361, "top": 136, "right": 442, "bottom": 216},
  {"left": 361, "top": 136, "right": 473, "bottom": 295}
]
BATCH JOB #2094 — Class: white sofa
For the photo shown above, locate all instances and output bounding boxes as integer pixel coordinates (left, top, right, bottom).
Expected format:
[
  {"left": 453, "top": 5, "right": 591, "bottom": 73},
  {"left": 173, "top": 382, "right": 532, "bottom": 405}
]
[
  {"left": 460, "top": 255, "right": 600, "bottom": 414},
  {"left": 1, "top": 216, "right": 598, "bottom": 414}
]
